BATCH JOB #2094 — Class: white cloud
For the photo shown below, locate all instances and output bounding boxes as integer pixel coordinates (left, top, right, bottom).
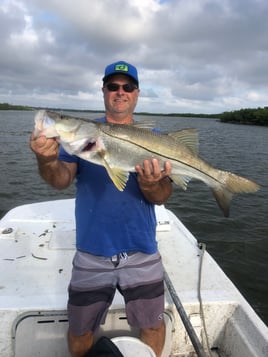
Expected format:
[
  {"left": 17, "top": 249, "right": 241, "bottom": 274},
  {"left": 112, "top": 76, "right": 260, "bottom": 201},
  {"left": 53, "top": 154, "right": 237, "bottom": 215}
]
[{"left": 1, "top": 0, "right": 268, "bottom": 113}]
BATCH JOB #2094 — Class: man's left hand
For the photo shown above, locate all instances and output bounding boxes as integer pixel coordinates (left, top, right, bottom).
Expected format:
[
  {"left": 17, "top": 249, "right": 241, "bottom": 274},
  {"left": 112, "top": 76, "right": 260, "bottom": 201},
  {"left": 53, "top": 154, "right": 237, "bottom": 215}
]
[{"left": 135, "top": 158, "right": 172, "bottom": 188}]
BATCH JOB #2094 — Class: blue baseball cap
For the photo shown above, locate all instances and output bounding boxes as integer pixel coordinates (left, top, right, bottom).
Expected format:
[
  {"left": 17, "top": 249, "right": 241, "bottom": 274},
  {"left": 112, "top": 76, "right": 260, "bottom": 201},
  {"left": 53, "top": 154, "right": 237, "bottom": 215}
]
[{"left": 103, "top": 61, "right": 139, "bottom": 87}]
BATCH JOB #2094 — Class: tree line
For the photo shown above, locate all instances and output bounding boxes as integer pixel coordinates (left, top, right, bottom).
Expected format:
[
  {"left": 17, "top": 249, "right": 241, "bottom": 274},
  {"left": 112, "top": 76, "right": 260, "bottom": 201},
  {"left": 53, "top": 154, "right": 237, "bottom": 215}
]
[
  {"left": 0, "top": 102, "right": 32, "bottom": 111},
  {"left": 1, "top": 102, "right": 267, "bottom": 126},
  {"left": 218, "top": 107, "right": 268, "bottom": 126}
]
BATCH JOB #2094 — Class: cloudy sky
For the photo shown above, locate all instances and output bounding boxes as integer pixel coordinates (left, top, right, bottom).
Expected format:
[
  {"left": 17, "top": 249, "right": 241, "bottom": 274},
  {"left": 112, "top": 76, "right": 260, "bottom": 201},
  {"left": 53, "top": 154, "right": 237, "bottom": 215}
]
[{"left": 1, "top": 0, "right": 268, "bottom": 114}]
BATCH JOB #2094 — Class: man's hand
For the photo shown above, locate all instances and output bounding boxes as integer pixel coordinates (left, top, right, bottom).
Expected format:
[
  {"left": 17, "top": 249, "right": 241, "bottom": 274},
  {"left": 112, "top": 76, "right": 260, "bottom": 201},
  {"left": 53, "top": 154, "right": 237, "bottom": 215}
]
[
  {"left": 135, "top": 158, "right": 172, "bottom": 188},
  {"left": 29, "top": 132, "right": 77, "bottom": 189},
  {"left": 135, "top": 158, "right": 173, "bottom": 204},
  {"left": 30, "top": 132, "right": 59, "bottom": 163}
]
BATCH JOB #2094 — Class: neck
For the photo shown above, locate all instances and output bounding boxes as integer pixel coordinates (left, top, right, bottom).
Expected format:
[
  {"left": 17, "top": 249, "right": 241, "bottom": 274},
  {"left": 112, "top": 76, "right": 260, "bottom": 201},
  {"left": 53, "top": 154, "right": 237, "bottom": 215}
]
[{"left": 105, "top": 112, "right": 133, "bottom": 124}]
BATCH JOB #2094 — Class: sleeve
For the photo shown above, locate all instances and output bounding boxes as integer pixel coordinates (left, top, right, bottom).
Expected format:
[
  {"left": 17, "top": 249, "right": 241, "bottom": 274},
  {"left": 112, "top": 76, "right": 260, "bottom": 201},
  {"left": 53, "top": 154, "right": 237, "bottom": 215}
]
[{"left": 58, "top": 145, "right": 79, "bottom": 163}]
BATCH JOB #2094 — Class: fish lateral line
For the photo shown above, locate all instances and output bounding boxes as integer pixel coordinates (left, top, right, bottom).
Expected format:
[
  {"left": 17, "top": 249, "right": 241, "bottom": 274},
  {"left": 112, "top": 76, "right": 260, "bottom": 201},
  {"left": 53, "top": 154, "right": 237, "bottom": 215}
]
[{"left": 99, "top": 126, "right": 239, "bottom": 192}]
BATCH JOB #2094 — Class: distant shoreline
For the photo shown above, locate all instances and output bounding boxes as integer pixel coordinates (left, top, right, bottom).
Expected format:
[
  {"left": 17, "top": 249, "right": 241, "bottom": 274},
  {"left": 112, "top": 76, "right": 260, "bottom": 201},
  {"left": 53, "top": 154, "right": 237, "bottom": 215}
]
[
  {"left": 0, "top": 102, "right": 218, "bottom": 117},
  {"left": 0, "top": 102, "right": 267, "bottom": 125}
]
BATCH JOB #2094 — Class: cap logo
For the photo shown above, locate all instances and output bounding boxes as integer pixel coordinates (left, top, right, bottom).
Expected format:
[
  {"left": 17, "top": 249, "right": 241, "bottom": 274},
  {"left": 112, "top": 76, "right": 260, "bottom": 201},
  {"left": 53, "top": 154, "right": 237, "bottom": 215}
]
[{"left": 115, "top": 64, "right": 129, "bottom": 72}]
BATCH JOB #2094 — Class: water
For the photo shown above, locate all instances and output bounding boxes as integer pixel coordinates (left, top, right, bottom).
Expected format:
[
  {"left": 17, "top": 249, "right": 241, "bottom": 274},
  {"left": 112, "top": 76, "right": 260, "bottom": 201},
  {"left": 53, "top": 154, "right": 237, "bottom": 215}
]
[{"left": 0, "top": 110, "right": 267, "bottom": 324}]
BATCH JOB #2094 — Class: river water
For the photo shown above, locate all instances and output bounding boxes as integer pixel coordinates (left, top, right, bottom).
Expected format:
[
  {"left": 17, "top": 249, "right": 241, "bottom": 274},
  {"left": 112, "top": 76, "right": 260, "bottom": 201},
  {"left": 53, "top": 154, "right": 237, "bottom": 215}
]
[{"left": 0, "top": 110, "right": 267, "bottom": 324}]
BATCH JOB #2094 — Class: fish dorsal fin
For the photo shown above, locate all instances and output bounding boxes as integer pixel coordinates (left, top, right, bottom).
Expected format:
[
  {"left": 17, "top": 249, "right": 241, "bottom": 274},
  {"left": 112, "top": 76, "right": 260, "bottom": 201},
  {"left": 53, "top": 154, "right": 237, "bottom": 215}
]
[
  {"left": 131, "top": 121, "right": 155, "bottom": 129},
  {"left": 101, "top": 156, "right": 129, "bottom": 191},
  {"left": 168, "top": 128, "right": 199, "bottom": 155}
]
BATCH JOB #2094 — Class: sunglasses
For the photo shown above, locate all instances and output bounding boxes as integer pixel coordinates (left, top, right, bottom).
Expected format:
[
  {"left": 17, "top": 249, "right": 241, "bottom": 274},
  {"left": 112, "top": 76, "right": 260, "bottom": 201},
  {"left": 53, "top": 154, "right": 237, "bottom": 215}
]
[{"left": 105, "top": 83, "right": 138, "bottom": 93}]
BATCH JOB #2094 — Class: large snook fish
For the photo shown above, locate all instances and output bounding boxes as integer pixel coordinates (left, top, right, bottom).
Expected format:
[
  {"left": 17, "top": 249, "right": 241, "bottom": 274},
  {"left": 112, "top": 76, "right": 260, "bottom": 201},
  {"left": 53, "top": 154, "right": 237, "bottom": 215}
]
[{"left": 34, "top": 110, "right": 260, "bottom": 217}]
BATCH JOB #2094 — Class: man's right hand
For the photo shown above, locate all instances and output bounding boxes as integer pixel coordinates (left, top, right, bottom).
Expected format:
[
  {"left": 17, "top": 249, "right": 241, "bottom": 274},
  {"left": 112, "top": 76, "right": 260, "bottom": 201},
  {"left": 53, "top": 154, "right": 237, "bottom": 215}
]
[{"left": 30, "top": 133, "right": 59, "bottom": 163}]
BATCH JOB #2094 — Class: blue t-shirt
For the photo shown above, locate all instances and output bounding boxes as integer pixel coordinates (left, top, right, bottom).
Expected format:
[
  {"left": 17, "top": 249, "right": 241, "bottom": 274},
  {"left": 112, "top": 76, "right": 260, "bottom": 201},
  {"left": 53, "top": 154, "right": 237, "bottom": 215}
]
[{"left": 58, "top": 118, "right": 157, "bottom": 257}]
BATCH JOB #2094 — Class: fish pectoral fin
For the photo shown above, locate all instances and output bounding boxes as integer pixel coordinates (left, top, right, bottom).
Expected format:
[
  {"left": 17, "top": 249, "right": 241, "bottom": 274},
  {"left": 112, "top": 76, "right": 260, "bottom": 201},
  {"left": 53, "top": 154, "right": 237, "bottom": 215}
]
[
  {"left": 170, "top": 174, "right": 192, "bottom": 190},
  {"left": 168, "top": 128, "right": 199, "bottom": 155},
  {"left": 102, "top": 158, "right": 129, "bottom": 191}
]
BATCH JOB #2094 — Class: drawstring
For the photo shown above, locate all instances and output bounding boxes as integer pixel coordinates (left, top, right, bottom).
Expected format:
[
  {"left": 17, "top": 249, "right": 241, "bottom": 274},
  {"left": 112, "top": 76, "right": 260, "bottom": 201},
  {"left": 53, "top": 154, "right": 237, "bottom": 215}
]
[
  {"left": 110, "top": 252, "right": 129, "bottom": 267},
  {"left": 120, "top": 252, "right": 128, "bottom": 260}
]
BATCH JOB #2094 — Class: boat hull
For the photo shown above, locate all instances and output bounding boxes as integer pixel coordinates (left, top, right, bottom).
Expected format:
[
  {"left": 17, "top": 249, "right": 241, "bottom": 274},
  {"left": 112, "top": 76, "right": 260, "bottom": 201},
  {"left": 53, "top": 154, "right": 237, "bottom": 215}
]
[{"left": 0, "top": 199, "right": 267, "bottom": 356}]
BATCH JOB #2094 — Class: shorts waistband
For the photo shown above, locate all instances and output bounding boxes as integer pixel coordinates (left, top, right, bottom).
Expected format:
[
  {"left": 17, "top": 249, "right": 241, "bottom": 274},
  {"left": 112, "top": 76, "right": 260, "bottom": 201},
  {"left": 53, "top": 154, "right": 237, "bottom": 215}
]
[{"left": 110, "top": 252, "right": 137, "bottom": 267}]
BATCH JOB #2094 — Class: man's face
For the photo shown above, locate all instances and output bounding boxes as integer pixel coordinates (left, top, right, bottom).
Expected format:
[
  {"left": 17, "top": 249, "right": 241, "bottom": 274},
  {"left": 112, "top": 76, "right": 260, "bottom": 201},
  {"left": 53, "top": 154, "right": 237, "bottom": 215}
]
[{"left": 102, "top": 74, "right": 140, "bottom": 122}]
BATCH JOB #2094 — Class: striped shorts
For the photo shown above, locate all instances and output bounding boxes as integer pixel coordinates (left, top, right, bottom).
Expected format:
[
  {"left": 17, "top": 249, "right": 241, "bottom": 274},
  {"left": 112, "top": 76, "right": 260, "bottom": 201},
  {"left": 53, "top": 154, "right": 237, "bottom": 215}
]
[{"left": 67, "top": 250, "right": 165, "bottom": 336}]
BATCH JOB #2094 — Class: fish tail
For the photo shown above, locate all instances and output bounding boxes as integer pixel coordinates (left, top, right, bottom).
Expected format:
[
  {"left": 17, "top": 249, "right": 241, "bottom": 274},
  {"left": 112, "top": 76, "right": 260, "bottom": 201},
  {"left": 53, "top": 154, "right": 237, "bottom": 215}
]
[{"left": 212, "top": 172, "right": 260, "bottom": 217}]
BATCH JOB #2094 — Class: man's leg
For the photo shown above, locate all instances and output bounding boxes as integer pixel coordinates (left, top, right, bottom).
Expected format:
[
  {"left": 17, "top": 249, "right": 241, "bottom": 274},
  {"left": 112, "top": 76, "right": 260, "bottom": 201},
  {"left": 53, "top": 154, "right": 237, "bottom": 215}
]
[
  {"left": 68, "top": 330, "right": 94, "bottom": 357},
  {"left": 140, "top": 320, "right": 165, "bottom": 357},
  {"left": 119, "top": 252, "right": 166, "bottom": 356},
  {"left": 67, "top": 251, "right": 117, "bottom": 356}
]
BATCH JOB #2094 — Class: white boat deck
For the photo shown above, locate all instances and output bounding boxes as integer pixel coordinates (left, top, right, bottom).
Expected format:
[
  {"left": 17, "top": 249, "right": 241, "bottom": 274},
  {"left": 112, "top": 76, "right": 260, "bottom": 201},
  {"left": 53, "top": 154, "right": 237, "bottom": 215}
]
[{"left": 0, "top": 199, "right": 267, "bottom": 356}]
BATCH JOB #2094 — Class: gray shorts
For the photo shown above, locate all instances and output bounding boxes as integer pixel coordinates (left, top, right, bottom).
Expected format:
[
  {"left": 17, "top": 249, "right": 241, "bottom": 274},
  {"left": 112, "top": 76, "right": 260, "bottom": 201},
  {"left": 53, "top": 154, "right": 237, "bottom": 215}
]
[{"left": 67, "top": 250, "right": 165, "bottom": 336}]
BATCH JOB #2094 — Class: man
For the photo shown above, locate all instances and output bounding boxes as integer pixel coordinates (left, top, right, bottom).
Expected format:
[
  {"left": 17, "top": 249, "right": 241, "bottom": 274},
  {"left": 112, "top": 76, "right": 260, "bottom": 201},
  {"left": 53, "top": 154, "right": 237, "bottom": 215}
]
[{"left": 30, "top": 61, "right": 173, "bottom": 357}]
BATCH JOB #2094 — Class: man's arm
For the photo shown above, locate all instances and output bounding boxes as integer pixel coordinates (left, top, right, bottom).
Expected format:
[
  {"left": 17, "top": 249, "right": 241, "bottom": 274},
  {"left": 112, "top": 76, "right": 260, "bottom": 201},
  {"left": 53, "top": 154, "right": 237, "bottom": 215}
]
[
  {"left": 30, "top": 133, "right": 77, "bottom": 189},
  {"left": 135, "top": 158, "right": 173, "bottom": 205}
]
